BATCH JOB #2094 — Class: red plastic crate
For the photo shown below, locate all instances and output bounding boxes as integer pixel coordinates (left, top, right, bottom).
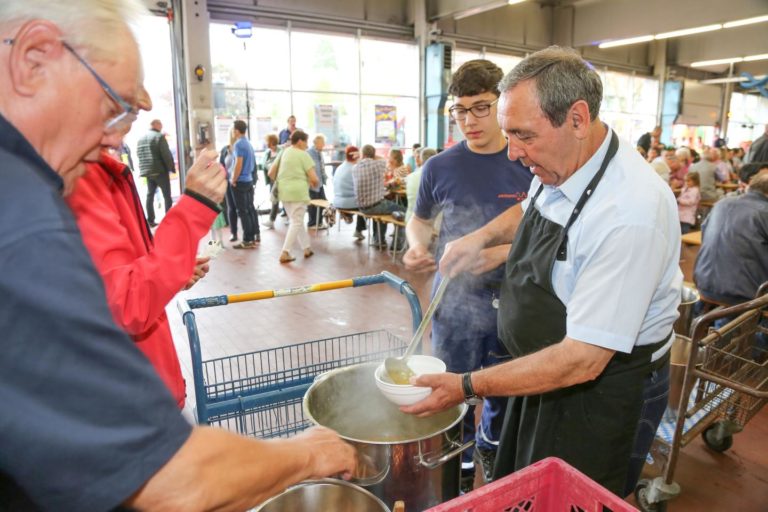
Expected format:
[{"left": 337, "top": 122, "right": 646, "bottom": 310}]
[{"left": 426, "top": 457, "right": 637, "bottom": 512}]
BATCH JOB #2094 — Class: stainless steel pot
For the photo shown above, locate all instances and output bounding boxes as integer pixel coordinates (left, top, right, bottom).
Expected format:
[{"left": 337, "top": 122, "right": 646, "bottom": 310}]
[
  {"left": 254, "top": 479, "right": 390, "bottom": 512},
  {"left": 674, "top": 284, "right": 700, "bottom": 336},
  {"left": 303, "top": 362, "right": 472, "bottom": 511}
]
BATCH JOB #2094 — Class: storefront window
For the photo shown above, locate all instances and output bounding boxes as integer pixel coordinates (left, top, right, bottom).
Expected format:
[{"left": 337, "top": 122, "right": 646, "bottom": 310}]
[
  {"left": 210, "top": 24, "right": 420, "bottom": 151},
  {"left": 728, "top": 92, "right": 768, "bottom": 148}
]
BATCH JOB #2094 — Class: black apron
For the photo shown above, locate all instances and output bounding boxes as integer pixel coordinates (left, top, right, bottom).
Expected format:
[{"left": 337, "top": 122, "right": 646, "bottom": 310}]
[{"left": 494, "top": 132, "right": 670, "bottom": 495}]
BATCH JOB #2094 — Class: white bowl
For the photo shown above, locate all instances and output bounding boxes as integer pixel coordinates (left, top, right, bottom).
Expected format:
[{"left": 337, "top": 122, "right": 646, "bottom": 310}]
[{"left": 374, "top": 355, "right": 446, "bottom": 406}]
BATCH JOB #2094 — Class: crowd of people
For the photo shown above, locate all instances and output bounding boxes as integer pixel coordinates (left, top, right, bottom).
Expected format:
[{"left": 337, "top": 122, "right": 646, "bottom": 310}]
[
  {"left": 2, "top": 0, "right": 766, "bottom": 509},
  {"left": 636, "top": 124, "right": 766, "bottom": 235}
]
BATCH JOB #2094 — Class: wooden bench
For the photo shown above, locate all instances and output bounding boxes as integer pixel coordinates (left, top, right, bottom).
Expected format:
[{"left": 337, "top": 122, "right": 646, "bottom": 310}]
[
  {"left": 681, "top": 230, "right": 701, "bottom": 246},
  {"left": 370, "top": 214, "right": 407, "bottom": 262},
  {"left": 308, "top": 199, "right": 331, "bottom": 233}
]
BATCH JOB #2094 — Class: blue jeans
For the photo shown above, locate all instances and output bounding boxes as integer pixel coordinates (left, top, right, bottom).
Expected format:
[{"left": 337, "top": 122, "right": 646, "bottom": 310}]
[
  {"left": 232, "top": 181, "right": 259, "bottom": 242},
  {"left": 624, "top": 361, "right": 670, "bottom": 496},
  {"left": 361, "top": 199, "right": 405, "bottom": 243}
]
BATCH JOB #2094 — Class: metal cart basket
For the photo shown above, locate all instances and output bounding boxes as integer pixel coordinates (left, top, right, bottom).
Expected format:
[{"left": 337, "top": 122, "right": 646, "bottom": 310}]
[
  {"left": 178, "top": 271, "right": 422, "bottom": 437},
  {"left": 636, "top": 284, "right": 768, "bottom": 511}
]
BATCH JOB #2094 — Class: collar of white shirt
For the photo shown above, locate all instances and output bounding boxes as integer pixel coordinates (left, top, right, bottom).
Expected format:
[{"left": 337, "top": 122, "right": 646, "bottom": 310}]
[{"left": 549, "top": 124, "right": 613, "bottom": 206}]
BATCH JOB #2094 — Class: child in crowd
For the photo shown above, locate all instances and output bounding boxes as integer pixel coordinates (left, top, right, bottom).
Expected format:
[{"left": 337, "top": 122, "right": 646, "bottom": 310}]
[{"left": 677, "top": 171, "right": 701, "bottom": 234}]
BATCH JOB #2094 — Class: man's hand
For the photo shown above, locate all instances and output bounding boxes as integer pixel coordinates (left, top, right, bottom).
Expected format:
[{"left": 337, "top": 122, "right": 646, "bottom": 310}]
[
  {"left": 467, "top": 245, "right": 511, "bottom": 275},
  {"left": 185, "top": 148, "right": 226, "bottom": 204},
  {"left": 403, "top": 245, "right": 437, "bottom": 273},
  {"left": 293, "top": 426, "right": 358, "bottom": 480},
  {"left": 183, "top": 256, "right": 210, "bottom": 290},
  {"left": 439, "top": 231, "right": 487, "bottom": 278},
  {"left": 399, "top": 372, "right": 464, "bottom": 418}
]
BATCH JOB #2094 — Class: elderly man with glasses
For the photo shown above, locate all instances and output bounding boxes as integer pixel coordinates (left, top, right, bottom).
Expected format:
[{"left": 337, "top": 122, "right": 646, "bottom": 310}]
[{"left": 0, "top": 1, "right": 355, "bottom": 510}]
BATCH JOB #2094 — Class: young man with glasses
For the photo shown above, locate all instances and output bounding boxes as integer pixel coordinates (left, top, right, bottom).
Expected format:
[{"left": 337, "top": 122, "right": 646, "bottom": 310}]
[{"left": 403, "top": 59, "right": 532, "bottom": 490}]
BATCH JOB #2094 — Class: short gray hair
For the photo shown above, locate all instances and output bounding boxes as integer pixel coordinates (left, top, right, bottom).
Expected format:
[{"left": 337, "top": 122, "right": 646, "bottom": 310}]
[
  {"left": 420, "top": 147, "right": 437, "bottom": 164},
  {"left": 0, "top": 0, "right": 147, "bottom": 61},
  {"left": 498, "top": 46, "right": 602, "bottom": 127}
]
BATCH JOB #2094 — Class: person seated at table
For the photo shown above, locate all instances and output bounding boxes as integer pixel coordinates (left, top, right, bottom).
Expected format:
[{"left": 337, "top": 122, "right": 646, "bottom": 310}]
[
  {"left": 714, "top": 147, "right": 735, "bottom": 183},
  {"left": 690, "top": 148, "right": 722, "bottom": 202},
  {"left": 332, "top": 145, "right": 367, "bottom": 241},
  {"left": 677, "top": 171, "right": 700, "bottom": 234},
  {"left": 671, "top": 147, "right": 692, "bottom": 188},
  {"left": 352, "top": 145, "right": 406, "bottom": 250},
  {"left": 726, "top": 162, "right": 768, "bottom": 198},
  {"left": 405, "top": 147, "right": 436, "bottom": 223},
  {"left": 694, "top": 171, "right": 768, "bottom": 306},
  {"left": 384, "top": 148, "right": 411, "bottom": 190},
  {"left": 405, "top": 142, "right": 421, "bottom": 172}
]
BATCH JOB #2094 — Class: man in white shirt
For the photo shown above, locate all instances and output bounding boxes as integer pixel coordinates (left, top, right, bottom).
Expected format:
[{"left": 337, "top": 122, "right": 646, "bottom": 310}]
[{"left": 401, "top": 46, "right": 681, "bottom": 497}]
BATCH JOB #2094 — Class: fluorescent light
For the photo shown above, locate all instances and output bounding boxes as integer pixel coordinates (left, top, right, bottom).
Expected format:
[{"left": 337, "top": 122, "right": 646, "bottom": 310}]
[
  {"left": 691, "top": 53, "right": 768, "bottom": 68},
  {"left": 691, "top": 57, "right": 743, "bottom": 67},
  {"left": 507, "top": 0, "right": 526, "bottom": 4},
  {"left": 723, "top": 14, "right": 768, "bottom": 28},
  {"left": 598, "top": 35, "right": 654, "bottom": 49},
  {"left": 743, "top": 53, "right": 768, "bottom": 62},
  {"left": 700, "top": 75, "right": 766, "bottom": 85},
  {"left": 655, "top": 24, "right": 722, "bottom": 39}
]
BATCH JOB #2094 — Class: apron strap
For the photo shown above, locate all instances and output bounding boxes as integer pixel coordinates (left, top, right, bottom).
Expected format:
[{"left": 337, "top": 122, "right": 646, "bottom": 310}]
[{"left": 556, "top": 131, "right": 619, "bottom": 261}]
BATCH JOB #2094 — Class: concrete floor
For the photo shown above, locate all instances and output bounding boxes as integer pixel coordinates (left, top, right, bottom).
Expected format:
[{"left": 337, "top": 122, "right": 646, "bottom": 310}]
[{"left": 166, "top": 218, "right": 767, "bottom": 511}]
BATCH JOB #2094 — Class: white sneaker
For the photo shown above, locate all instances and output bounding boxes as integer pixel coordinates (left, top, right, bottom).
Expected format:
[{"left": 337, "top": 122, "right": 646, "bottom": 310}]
[
  {"left": 353, "top": 231, "right": 365, "bottom": 240},
  {"left": 316, "top": 223, "right": 329, "bottom": 230},
  {"left": 262, "top": 220, "right": 275, "bottom": 229}
]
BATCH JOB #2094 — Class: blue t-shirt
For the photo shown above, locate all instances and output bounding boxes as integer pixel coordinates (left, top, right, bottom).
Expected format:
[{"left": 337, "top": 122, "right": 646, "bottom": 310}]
[
  {"left": 233, "top": 136, "right": 255, "bottom": 183},
  {"left": 0, "top": 114, "right": 191, "bottom": 511},
  {"left": 415, "top": 140, "right": 532, "bottom": 289}
]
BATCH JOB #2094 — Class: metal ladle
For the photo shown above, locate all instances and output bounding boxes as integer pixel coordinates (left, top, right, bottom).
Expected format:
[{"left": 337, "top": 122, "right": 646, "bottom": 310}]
[{"left": 384, "top": 276, "right": 451, "bottom": 384}]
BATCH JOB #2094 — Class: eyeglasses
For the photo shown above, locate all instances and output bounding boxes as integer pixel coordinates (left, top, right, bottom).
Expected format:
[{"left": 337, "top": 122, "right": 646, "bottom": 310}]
[
  {"left": 3, "top": 38, "right": 137, "bottom": 133},
  {"left": 448, "top": 98, "right": 499, "bottom": 121}
]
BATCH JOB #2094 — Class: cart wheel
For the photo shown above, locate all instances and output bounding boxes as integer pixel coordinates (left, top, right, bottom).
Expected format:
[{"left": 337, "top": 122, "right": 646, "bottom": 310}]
[
  {"left": 634, "top": 480, "right": 668, "bottom": 512},
  {"left": 702, "top": 424, "right": 733, "bottom": 452}
]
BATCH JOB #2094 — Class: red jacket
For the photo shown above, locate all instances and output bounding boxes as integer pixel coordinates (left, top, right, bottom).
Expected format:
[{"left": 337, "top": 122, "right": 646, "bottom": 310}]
[{"left": 67, "top": 153, "right": 217, "bottom": 407}]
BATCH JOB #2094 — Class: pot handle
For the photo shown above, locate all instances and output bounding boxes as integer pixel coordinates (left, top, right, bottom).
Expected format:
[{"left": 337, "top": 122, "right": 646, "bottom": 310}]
[{"left": 417, "top": 439, "right": 475, "bottom": 470}]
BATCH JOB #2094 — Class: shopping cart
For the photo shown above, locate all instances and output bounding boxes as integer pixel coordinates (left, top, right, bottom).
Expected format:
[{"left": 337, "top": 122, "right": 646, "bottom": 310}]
[
  {"left": 177, "top": 271, "right": 423, "bottom": 436},
  {"left": 635, "top": 283, "right": 768, "bottom": 511}
]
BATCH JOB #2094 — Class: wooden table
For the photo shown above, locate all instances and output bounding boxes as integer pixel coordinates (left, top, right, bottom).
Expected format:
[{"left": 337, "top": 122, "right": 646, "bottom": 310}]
[
  {"left": 681, "top": 230, "right": 701, "bottom": 246},
  {"left": 716, "top": 182, "right": 738, "bottom": 191}
]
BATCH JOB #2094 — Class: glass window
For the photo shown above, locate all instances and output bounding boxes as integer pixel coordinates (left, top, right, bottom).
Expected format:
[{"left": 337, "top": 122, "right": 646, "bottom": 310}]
[
  {"left": 360, "top": 95, "right": 419, "bottom": 150},
  {"left": 291, "top": 31, "right": 359, "bottom": 94},
  {"left": 209, "top": 24, "right": 290, "bottom": 90},
  {"left": 728, "top": 92, "right": 768, "bottom": 147},
  {"left": 484, "top": 51, "right": 522, "bottom": 74},
  {"left": 209, "top": 23, "right": 421, "bottom": 151},
  {"left": 361, "top": 38, "right": 419, "bottom": 96},
  {"left": 452, "top": 49, "right": 482, "bottom": 72},
  {"left": 292, "top": 92, "right": 360, "bottom": 151}
]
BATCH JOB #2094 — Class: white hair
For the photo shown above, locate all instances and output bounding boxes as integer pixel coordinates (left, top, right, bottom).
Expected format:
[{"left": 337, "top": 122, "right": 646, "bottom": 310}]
[{"left": 0, "top": 0, "right": 147, "bottom": 60}]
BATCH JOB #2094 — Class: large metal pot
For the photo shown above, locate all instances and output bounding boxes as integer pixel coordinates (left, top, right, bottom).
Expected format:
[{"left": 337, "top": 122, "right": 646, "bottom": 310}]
[
  {"left": 674, "top": 284, "right": 700, "bottom": 336},
  {"left": 255, "top": 479, "right": 390, "bottom": 512},
  {"left": 303, "top": 362, "right": 471, "bottom": 511}
]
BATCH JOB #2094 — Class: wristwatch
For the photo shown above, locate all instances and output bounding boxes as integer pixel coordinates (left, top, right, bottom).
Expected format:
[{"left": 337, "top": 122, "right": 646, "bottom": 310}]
[{"left": 462, "top": 372, "right": 482, "bottom": 405}]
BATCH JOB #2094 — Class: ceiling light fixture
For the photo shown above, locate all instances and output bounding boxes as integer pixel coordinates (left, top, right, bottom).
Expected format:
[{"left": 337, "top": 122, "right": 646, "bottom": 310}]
[
  {"left": 691, "top": 57, "right": 743, "bottom": 67},
  {"left": 723, "top": 14, "right": 768, "bottom": 28},
  {"left": 691, "top": 53, "right": 768, "bottom": 68},
  {"left": 744, "top": 53, "right": 768, "bottom": 62},
  {"left": 453, "top": 0, "right": 526, "bottom": 20},
  {"left": 654, "top": 24, "right": 722, "bottom": 39},
  {"left": 598, "top": 35, "right": 654, "bottom": 49},
  {"left": 597, "top": 14, "right": 768, "bottom": 49}
]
